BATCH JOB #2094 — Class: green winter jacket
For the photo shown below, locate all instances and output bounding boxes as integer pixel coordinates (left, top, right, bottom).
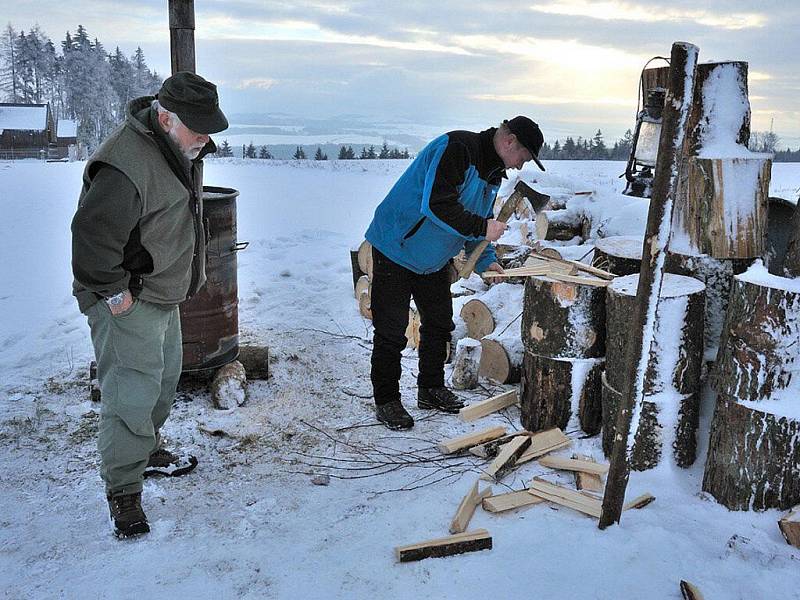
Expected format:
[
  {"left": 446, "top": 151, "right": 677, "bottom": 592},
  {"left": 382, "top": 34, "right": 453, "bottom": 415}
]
[{"left": 71, "top": 96, "right": 214, "bottom": 313}]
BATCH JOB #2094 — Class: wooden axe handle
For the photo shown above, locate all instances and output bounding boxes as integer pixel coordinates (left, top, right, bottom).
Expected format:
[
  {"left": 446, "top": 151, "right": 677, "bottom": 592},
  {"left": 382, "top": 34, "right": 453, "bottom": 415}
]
[{"left": 458, "top": 188, "right": 524, "bottom": 279}]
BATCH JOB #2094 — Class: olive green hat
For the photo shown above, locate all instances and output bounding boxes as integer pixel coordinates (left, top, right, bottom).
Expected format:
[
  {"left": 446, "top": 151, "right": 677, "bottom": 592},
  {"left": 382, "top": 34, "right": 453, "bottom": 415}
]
[{"left": 157, "top": 71, "right": 228, "bottom": 134}]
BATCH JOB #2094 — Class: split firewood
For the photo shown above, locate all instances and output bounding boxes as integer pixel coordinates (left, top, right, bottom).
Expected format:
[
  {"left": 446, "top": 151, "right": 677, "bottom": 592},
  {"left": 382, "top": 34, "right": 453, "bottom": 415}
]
[
  {"left": 480, "top": 435, "right": 532, "bottom": 482},
  {"left": 357, "top": 240, "right": 373, "bottom": 279},
  {"left": 623, "top": 493, "right": 656, "bottom": 511},
  {"left": 354, "top": 274, "right": 369, "bottom": 300},
  {"left": 482, "top": 489, "right": 545, "bottom": 513},
  {"left": 779, "top": 506, "right": 800, "bottom": 548},
  {"left": 573, "top": 454, "right": 604, "bottom": 493},
  {"left": 459, "top": 390, "right": 518, "bottom": 422},
  {"left": 469, "top": 430, "right": 534, "bottom": 459},
  {"left": 547, "top": 273, "right": 611, "bottom": 287},
  {"left": 358, "top": 288, "right": 372, "bottom": 319},
  {"left": 528, "top": 478, "right": 603, "bottom": 518},
  {"left": 537, "top": 456, "right": 609, "bottom": 477},
  {"left": 517, "top": 427, "right": 571, "bottom": 464},
  {"left": 529, "top": 251, "right": 615, "bottom": 280},
  {"left": 211, "top": 360, "right": 247, "bottom": 410},
  {"left": 395, "top": 529, "right": 492, "bottom": 562},
  {"left": 680, "top": 580, "right": 704, "bottom": 600},
  {"left": 451, "top": 338, "right": 482, "bottom": 390},
  {"left": 437, "top": 426, "right": 507, "bottom": 455},
  {"left": 449, "top": 481, "right": 492, "bottom": 534}
]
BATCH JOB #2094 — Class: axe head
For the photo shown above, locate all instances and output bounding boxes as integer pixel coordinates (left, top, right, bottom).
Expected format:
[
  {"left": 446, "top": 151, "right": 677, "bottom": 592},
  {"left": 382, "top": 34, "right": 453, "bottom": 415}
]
[{"left": 515, "top": 180, "right": 550, "bottom": 214}]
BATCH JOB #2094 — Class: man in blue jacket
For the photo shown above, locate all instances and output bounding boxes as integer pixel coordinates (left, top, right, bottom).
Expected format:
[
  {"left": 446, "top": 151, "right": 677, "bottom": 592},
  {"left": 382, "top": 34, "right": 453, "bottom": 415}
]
[{"left": 365, "top": 116, "right": 546, "bottom": 430}]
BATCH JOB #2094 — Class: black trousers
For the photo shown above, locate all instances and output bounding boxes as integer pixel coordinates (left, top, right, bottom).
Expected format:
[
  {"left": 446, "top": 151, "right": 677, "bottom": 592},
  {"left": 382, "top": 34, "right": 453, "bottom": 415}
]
[{"left": 370, "top": 248, "right": 455, "bottom": 406}]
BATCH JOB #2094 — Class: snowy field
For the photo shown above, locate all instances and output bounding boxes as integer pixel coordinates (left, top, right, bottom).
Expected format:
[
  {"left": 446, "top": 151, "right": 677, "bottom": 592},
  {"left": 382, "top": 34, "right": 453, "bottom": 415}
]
[{"left": 1, "top": 158, "right": 799, "bottom": 599}]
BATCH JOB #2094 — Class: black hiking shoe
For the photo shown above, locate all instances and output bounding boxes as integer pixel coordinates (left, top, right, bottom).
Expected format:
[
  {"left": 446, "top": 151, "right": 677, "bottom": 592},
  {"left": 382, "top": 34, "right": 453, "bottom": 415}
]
[
  {"left": 417, "top": 386, "right": 465, "bottom": 413},
  {"left": 107, "top": 492, "right": 149, "bottom": 539},
  {"left": 143, "top": 448, "right": 198, "bottom": 478},
  {"left": 375, "top": 401, "right": 415, "bottom": 431}
]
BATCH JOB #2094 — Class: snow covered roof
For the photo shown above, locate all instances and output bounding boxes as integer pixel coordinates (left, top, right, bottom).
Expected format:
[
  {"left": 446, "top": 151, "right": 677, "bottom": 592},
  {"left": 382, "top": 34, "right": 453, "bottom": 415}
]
[
  {"left": 0, "top": 104, "right": 49, "bottom": 133},
  {"left": 57, "top": 119, "right": 77, "bottom": 138}
]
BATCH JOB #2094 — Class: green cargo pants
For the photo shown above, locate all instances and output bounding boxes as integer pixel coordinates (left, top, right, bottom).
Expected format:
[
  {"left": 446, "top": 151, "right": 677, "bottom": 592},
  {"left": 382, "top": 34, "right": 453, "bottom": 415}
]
[{"left": 86, "top": 298, "right": 182, "bottom": 496}]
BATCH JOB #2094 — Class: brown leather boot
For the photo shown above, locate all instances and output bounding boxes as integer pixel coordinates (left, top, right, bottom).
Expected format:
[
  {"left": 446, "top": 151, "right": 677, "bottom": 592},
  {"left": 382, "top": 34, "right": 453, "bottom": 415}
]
[{"left": 107, "top": 491, "right": 149, "bottom": 539}]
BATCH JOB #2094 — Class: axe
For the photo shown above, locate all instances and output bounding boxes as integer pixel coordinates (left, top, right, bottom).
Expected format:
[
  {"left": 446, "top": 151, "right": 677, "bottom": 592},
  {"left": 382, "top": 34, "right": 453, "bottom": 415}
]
[{"left": 458, "top": 180, "right": 542, "bottom": 279}]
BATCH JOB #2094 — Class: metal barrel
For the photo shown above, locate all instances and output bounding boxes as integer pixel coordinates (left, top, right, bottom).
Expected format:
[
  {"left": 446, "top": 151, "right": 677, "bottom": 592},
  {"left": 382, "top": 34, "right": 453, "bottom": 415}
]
[{"left": 180, "top": 185, "right": 248, "bottom": 371}]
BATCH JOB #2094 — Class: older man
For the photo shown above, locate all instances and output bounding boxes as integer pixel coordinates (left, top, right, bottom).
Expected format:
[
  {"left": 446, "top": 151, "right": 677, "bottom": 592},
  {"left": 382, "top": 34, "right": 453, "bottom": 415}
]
[
  {"left": 71, "top": 72, "right": 227, "bottom": 538},
  {"left": 365, "top": 116, "right": 546, "bottom": 430}
]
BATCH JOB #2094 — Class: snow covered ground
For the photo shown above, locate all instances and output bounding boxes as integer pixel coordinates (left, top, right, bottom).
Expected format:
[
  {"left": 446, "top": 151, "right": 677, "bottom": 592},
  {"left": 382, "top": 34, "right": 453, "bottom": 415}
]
[{"left": 1, "top": 158, "right": 799, "bottom": 599}]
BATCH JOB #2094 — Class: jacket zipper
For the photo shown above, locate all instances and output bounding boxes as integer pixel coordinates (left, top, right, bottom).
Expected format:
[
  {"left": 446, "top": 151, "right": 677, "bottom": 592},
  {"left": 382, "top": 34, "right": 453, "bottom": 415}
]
[
  {"left": 400, "top": 217, "right": 426, "bottom": 245},
  {"left": 186, "top": 176, "right": 202, "bottom": 299}
]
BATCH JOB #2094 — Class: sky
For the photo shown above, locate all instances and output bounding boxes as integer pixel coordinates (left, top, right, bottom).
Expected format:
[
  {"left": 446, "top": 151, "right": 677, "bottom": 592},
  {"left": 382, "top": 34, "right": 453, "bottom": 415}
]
[{"left": 6, "top": 0, "right": 800, "bottom": 147}]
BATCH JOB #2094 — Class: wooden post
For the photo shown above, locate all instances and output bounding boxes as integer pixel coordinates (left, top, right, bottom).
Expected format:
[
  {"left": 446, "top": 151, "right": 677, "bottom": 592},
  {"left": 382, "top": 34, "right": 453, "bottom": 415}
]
[
  {"left": 169, "top": 0, "right": 196, "bottom": 74},
  {"left": 599, "top": 42, "right": 699, "bottom": 530}
]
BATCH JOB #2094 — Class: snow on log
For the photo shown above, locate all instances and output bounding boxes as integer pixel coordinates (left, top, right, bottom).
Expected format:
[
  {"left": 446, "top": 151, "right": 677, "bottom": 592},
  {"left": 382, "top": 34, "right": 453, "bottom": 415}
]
[
  {"left": 460, "top": 281, "right": 523, "bottom": 355},
  {"left": 211, "top": 360, "right": 247, "bottom": 410},
  {"left": 712, "top": 264, "right": 800, "bottom": 401},
  {"left": 593, "top": 236, "right": 643, "bottom": 276},
  {"left": 703, "top": 396, "right": 800, "bottom": 511},
  {"left": 520, "top": 351, "right": 604, "bottom": 435},
  {"left": 535, "top": 209, "right": 589, "bottom": 242},
  {"left": 666, "top": 251, "right": 752, "bottom": 360},
  {"left": 521, "top": 275, "right": 606, "bottom": 359},
  {"left": 603, "top": 273, "right": 705, "bottom": 468},
  {"left": 451, "top": 338, "right": 482, "bottom": 390}
]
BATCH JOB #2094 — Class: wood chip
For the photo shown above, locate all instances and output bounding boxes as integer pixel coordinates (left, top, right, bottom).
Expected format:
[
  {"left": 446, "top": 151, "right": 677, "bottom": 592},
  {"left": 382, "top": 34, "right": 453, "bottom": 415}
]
[
  {"left": 459, "top": 390, "right": 517, "bottom": 422},
  {"left": 437, "top": 426, "right": 507, "bottom": 455},
  {"left": 623, "top": 493, "right": 656, "bottom": 511},
  {"left": 395, "top": 529, "right": 492, "bottom": 562},
  {"left": 482, "top": 489, "right": 545, "bottom": 513}
]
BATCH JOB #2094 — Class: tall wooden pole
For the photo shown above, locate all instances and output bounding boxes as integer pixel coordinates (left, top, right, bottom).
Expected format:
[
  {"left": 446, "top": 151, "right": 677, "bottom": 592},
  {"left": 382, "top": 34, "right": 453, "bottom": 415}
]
[
  {"left": 598, "top": 41, "right": 699, "bottom": 530},
  {"left": 169, "top": 0, "right": 196, "bottom": 74}
]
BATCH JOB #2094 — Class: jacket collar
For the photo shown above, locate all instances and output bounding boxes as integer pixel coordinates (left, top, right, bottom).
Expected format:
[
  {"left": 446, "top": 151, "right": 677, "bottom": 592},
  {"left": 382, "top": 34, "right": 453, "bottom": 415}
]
[{"left": 479, "top": 127, "right": 506, "bottom": 183}]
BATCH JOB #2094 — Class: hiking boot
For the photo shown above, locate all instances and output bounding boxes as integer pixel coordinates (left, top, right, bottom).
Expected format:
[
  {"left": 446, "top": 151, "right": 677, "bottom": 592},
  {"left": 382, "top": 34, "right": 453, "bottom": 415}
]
[
  {"left": 375, "top": 401, "right": 414, "bottom": 431},
  {"left": 417, "top": 386, "right": 465, "bottom": 413},
  {"left": 107, "top": 491, "right": 149, "bottom": 539},
  {"left": 143, "top": 448, "right": 198, "bottom": 478}
]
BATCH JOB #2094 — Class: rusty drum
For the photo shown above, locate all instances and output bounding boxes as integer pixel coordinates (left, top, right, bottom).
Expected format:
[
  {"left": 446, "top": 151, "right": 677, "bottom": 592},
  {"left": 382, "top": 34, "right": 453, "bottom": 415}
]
[{"left": 180, "top": 186, "right": 248, "bottom": 371}]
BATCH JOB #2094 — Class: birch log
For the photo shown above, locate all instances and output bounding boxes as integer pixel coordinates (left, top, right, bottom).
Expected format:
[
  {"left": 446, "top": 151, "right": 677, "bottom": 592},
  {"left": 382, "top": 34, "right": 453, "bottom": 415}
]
[{"left": 451, "top": 338, "right": 482, "bottom": 390}]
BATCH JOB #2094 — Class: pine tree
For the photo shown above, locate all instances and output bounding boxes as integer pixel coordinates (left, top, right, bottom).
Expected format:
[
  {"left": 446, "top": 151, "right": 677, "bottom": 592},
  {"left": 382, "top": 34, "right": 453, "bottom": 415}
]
[
  {"left": 590, "top": 129, "right": 607, "bottom": 159},
  {"left": 314, "top": 147, "right": 327, "bottom": 160},
  {"left": 293, "top": 146, "right": 306, "bottom": 159},
  {"left": 0, "top": 24, "right": 20, "bottom": 102},
  {"left": 217, "top": 139, "right": 233, "bottom": 157},
  {"left": 366, "top": 145, "right": 377, "bottom": 159},
  {"left": 401, "top": 148, "right": 409, "bottom": 159},
  {"left": 337, "top": 146, "right": 348, "bottom": 159},
  {"left": 346, "top": 146, "right": 355, "bottom": 159},
  {"left": 258, "top": 145, "right": 272, "bottom": 159},
  {"left": 245, "top": 141, "right": 257, "bottom": 158},
  {"left": 359, "top": 146, "right": 369, "bottom": 159},
  {"left": 378, "top": 141, "right": 390, "bottom": 159}
]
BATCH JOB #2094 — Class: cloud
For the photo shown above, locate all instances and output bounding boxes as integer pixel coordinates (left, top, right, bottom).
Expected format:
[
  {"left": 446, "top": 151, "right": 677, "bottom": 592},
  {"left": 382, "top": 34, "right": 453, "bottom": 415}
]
[{"left": 237, "top": 78, "right": 278, "bottom": 90}]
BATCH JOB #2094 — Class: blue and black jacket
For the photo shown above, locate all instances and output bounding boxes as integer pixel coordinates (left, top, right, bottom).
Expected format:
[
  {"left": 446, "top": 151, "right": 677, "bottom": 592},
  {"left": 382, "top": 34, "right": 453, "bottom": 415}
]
[{"left": 365, "top": 128, "right": 505, "bottom": 275}]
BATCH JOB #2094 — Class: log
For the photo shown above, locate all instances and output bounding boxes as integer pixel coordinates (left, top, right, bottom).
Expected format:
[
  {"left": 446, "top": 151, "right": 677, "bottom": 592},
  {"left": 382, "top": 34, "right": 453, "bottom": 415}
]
[
  {"left": 605, "top": 273, "right": 705, "bottom": 396},
  {"left": 479, "top": 336, "right": 522, "bottom": 384},
  {"left": 395, "top": 529, "right": 492, "bottom": 562},
  {"left": 237, "top": 344, "right": 270, "bottom": 380},
  {"left": 779, "top": 506, "right": 800, "bottom": 548},
  {"left": 357, "top": 240, "right": 373, "bottom": 279},
  {"left": 459, "top": 390, "right": 517, "bottom": 422},
  {"left": 210, "top": 360, "right": 247, "bottom": 410},
  {"left": 460, "top": 298, "right": 495, "bottom": 339},
  {"left": 350, "top": 249, "right": 366, "bottom": 290},
  {"left": 450, "top": 481, "right": 492, "bottom": 534},
  {"left": 712, "top": 268, "right": 800, "bottom": 401},
  {"left": 521, "top": 275, "right": 606, "bottom": 359},
  {"left": 601, "top": 372, "right": 700, "bottom": 469},
  {"left": 519, "top": 352, "right": 604, "bottom": 435},
  {"left": 767, "top": 196, "right": 796, "bottom": 275},
  {"left": 703, "top": 395, "right": 800, "bottom": 511},
  {"left": 593, "top": 236, "right": 643, "bottom": 276},
  {"left": 482, "top": 489, "right": 544, "bottom": 513},
  {"left": 601, "top": 42, "right": 699, "bottom": 530},
  {"left": 460, "top": 282, "right": 523, "bottom": 340},
  {"left": 437, "top": 426, "right": 508, "bottom": 455},
  {"left": 405, "top": 306, "right": 420, "bottom": 349},
  {"left": 451, "top": 338, "right": 482, "bottom": 390},
  {"left": 358, "top": 288, "right": 372, "bottom": 320},
  {"left": 480, "top": 435, "right": 532, "bottom": 482},
  {"left": 535, "top": 209, "right": 588, "bottom": 241}
]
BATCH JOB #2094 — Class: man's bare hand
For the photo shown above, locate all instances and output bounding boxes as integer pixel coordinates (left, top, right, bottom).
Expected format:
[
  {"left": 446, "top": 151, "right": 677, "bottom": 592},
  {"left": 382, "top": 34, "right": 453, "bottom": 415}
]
[
  {"left": 109, "top": 290, "right": 134, "bottom": 315},
  {"left": 485, "top": 219, "right": 508, "bottom": 242},
  {"left": 482, "top": 262, "right": 505, "bottom": 284}
]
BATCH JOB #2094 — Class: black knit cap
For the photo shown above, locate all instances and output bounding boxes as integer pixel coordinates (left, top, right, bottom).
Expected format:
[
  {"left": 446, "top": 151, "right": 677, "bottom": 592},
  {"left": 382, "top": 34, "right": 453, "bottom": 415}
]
[
  {"left": 504, "top": 116, "right": 545, "bottom": 171},
  {"left": 157, "top": 72, "right": 228, "bottom": 134}
]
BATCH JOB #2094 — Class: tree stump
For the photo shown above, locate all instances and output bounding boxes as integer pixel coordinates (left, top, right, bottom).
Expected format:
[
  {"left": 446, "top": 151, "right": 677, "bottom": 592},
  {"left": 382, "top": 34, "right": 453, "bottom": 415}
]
[
  {"left": 520, "top": 352, "right": 604, "bottom": 435},
  {"left": 603, "top": 273, "right": 705, "bottom": 468},
  {"left": 451, "top": 338, "right": 482, "bottom": 390},
  {"left": 703, "top": 395, "right": 800, "bottom": 510},
  {"left": 666, "top": 251, "right": 752, "bottom": 360},
  {"left": 712, "top": 265, "right": 800, "bottom": 401},
  {"left": 601, "top": 372, "right": 699, "bottom": 469},
  {"left": 593, "top": 236, "right": 643, "bottom": 276},
  {"left": 521, "top": 275, "right": 606, "bottom": 359},
  {"left": 535, "top": 209, "right": 589, "bottom": 241}
]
